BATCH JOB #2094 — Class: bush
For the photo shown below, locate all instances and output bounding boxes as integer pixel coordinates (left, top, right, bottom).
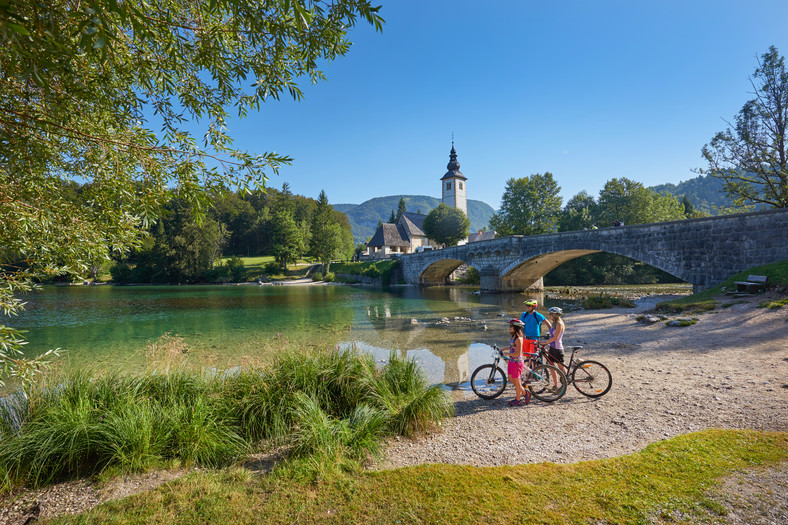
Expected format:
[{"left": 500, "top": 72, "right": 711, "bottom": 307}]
[
  {"left": 225, "top": 255, "right": 246, "bottom": 282},
  {"left": 655, "top": 300, "right": 717, "bottom": 314},
  {"left": 263, "top": 262, "right": 280, "bottom": 275},
  {"left": 460, "top": 267, "right": 480, "bottom": 285},
  {"left": 581, "top": 294, "right": 636, "bottom": 309},
  {"left": 362, "top": 263, "right": 380, "bottom": 278},
  {"left": 311, "top": 272, "right": 324, "bottom": 282},
  {"left": 323, "top": 272, "right": 335, "bottom": 282}
]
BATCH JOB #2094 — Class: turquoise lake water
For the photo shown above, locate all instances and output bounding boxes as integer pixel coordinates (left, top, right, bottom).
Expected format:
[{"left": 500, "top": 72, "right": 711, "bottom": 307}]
[{"left": 13, "top": 284, "right": 551, "bottom": 387}]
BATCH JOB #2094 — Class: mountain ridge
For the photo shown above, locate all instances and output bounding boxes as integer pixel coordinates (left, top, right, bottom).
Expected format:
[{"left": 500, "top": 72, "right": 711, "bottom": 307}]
[{"left": 334, "top": 195, "right": 496, "bottom": 244}]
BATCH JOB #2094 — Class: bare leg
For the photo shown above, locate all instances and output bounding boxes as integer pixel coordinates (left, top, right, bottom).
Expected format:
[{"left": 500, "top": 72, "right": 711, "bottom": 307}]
[{"left": 509, "top": 374, "right": 525, "bottom": 401}]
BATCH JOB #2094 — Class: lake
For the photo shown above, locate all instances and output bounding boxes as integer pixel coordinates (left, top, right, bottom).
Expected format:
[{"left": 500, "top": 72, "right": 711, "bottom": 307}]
[{"left": 10, "top": 283, "right": 689, "bottom": 389}]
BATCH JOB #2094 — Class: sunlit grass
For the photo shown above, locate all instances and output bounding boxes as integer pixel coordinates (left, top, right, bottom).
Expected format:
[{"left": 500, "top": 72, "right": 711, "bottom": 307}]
[
  {"left": 656, "top": 259, "right": 788, "bottom": 312},
  {"left": 47, "top": 430, "right": 787, "bottom": 525}
]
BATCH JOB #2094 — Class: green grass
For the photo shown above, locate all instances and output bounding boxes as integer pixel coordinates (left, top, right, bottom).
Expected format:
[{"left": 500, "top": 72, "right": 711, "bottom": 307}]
[
  {"left": 219, "top": 256, "right": 320, "bottom": 282},
  {"left": 332, "top": 261, "right": 399, "bottom": 285},
  {"left": 0, "top": 344, "right": 452, "bottom": 489},
  {"left": 656, "top": 259, "right": 788, "bottom": 313},
  {"left": 45, "top": 429, "right": 787, "bottom": 524},
  {"left": 759, "top": 296, "right": 788, "bottom": 309}
]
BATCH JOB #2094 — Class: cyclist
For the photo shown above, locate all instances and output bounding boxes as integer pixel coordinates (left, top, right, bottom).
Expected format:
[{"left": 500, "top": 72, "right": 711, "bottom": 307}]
[
  {"left": 519, "top": 299, "right": 551, "bottom": 355},
  {"left": 542, "top": 306, "right": 567, "bottom": 394},
  {"left": 505, "top": 318, "right": 530, "bottom": 406},
  {"left": 543, "top": 307, "right": 567, "bottom": 375}
]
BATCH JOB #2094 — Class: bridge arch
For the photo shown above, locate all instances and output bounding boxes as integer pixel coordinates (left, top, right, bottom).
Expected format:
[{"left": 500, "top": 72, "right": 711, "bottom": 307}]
[
  {"left": 399, "top": 209, "right": 788, "bottom": 292},
  {"left": 418, "top": 257, "right": 472, "bottom": 285}
]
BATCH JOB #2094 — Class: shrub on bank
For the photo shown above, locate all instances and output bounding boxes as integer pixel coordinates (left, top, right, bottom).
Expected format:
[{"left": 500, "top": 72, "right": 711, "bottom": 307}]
[
  {"left": 0, "top": 346, "right": 453, "bottom": 488},
  {"left": 581, "top": 294, "right": 636, "bottom": 309}
]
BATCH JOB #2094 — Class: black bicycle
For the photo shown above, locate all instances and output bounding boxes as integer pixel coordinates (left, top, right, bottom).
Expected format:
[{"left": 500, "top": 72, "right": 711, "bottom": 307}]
[
  {"left": 470, "top": 344, "right": 567, "bottom": 402},
  {"left": 537, "top": 343, "right": 612, "bottom": 398}
]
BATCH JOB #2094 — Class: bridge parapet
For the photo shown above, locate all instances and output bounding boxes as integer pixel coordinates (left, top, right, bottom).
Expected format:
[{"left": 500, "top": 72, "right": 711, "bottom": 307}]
[{"left": 401, "top": 208, "right": 788, "bottom": 292}]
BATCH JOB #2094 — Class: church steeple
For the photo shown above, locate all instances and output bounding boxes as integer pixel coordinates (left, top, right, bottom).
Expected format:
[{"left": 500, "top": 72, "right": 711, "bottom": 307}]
[
  {"left": 446, "top": 142, "right": 460, "bottom": 171},
  {"left": 441, "top": 142, "right": 468, "bottom": 215}
]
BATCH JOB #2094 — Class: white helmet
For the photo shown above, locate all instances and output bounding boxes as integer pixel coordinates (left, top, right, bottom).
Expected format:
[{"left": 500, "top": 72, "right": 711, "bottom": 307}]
[{"left": 548, "top": 306, "right": 563, "bottom": 314}]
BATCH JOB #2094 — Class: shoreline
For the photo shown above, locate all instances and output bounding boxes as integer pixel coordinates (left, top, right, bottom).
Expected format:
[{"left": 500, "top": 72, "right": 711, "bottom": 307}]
[{"left": 377, "top": 289, "right": 788, "bottom": 469}]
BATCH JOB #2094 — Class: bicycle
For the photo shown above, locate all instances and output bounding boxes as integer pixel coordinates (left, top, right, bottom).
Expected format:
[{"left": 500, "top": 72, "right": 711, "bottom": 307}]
[
  {"left": 535, "top": 342, "right": 612, "bottom": 398},
  {"left": 470, "top": 344, "right": 567, "bottom": 402}
]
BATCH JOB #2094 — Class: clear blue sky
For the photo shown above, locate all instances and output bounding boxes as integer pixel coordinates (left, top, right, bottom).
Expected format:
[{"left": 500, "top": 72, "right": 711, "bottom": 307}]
[{"left": 227, "top": 0, "right": 788, "bottom": 209}]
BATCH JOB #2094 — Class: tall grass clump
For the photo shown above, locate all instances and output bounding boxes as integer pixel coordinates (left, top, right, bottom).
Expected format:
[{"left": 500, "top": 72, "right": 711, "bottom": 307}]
[
  {"left": 0, "top": 341, "right": 453, "bottom": 488},
  {"left": 369, "top": 352, "right": 454, "bottom": 437}
]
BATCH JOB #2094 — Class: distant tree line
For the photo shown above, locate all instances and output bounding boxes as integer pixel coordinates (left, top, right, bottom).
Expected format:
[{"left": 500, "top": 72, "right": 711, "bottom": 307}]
[
  {"left": 110, "top": 184, "right": 355, "bottom": 283},
  {"left": 488, "top": 174, "right": 695, "bottom": 285}
]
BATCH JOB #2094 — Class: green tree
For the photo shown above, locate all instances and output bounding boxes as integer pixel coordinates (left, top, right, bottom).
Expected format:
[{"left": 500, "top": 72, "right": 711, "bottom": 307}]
[
  {"left": 422, "top": 203, "right": 470, "bottom": 246},
  {"left": 309, "top": 190, "right": 344, "bottom": 272},
  {"left": 702, "top": 46, "right": 788, "bottom": 208},
  {"left": 388, "top": 210, "right": 397, "bottom": 224},
  {"left": 489, "top": 173, "right": 562, "bottom": 235},
  {"left": 111, "top": 197, "right": 228, "bottom": 283},
  {"left": 271, "top": 211, "right": 306, "bottom": 271},
  {"left": 0, "top": 0, "right": 383, "bottom": 382},
  {"left": 597, "top": 178, "right": 685, "bottom": 226},
  {"left": 396, "top": 197, "right": 407, "bottom": 222},
  {"left": 209, "top": 193, "right": 257, "bottom": 257},
  {"left": 558, "top": 191, "right": 598, "bottom": 232}
]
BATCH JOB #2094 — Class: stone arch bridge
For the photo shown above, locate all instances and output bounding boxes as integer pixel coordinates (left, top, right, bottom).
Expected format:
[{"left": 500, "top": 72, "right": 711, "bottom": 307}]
[{"left": 400, "top": 209, "right": 788, "bottom": 293}]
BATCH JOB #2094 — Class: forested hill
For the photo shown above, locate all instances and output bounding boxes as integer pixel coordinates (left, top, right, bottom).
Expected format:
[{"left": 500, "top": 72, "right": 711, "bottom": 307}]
[
  {"left": 649, "top": 174, "right": 733, "bottom": 214},
  {"left": 334, "top": 195, "right": 496, "bottom": 243}
]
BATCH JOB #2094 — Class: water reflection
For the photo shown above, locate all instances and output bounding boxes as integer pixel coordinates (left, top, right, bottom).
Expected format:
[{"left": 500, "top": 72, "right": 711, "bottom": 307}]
[{"left": 11, "top": 284, "right": 612, "bottom": 388}]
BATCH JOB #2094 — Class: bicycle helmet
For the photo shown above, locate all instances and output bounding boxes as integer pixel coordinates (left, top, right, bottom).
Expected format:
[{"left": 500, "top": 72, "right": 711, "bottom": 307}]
[
  {"left": 508, "top": 318, "right": 525, "bottom": 327},
  {"left": 523, "top": 299, "right": 538, "bottom": 307},
  {"left": 548, "top": 306, "right": 563, "bottom": 314}
]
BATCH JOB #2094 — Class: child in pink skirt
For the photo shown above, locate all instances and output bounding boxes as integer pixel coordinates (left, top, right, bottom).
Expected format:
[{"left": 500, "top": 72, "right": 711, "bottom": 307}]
[{"left": 506, "top": 319, "right": 530, "bottom": 406}]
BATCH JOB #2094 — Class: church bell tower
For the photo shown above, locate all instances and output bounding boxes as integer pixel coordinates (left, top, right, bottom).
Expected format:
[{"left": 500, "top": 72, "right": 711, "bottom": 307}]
[{"left": 441, "top": 142, "right": 467, "bottom": 215}]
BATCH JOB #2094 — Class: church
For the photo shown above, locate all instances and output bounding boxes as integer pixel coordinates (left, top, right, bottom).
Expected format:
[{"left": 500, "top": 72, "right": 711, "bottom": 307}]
[{"left": 361, "top": 144, "right": 493, "bottom": 260}]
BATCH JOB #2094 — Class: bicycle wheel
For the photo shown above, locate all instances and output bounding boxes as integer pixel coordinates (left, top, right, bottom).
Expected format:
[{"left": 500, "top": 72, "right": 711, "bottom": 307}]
[
  {"left": 470, "top": 364, "right": 507, "bottom": 399},
  {"left": 524, "top": 364, "right": 567, "bottom": 402},
  {"left": 572, "top": 360, "right": 612, "bottom": 398}
]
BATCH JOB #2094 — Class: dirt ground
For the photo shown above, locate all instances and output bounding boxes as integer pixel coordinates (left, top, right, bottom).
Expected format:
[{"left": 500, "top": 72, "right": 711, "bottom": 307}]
[{"left": 1, "top": 291, "right": 786, "bottom": 524}]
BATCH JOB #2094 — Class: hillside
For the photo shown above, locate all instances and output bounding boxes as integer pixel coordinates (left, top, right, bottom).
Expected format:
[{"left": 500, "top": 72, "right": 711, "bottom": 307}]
[
  {"left": 335, "top": 195, "right": 496, "bottom": 243},
  {"left": 649, "top": 174, "right": 733, "bottom": 214}
]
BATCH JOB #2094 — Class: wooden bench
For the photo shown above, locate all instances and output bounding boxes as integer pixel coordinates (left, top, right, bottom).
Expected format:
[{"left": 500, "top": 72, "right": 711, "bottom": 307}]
[{"left": 733, "top": 274, "right": 768, "bottom": 293}]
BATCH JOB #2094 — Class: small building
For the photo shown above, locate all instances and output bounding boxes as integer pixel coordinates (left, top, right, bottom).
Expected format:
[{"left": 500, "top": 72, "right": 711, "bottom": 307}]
[
  {"left": 468, "top": 229, "right": 496, "bottom": 243},
  {"left": 362, "top": 212, "right": 434, "bottom": 260}
]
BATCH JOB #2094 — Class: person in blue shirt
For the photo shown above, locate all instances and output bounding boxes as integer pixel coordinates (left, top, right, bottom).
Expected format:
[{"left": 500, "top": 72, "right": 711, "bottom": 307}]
[{"left": 519, "top": 299, "right": 550, "bottom": 342}]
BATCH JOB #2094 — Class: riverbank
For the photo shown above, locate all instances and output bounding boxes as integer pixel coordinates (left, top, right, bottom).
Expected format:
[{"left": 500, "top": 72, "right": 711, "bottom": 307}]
[
  {"left": 1, "top": 290, "right": 785, "bottom": 522},
  {"left": 378, "top": 290, "right": 788, "bottom": 468}
]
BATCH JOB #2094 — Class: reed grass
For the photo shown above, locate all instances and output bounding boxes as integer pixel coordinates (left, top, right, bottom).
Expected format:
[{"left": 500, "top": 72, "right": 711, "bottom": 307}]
[{"left": 0, "top": 340, "right": 453, "bottom": 489}]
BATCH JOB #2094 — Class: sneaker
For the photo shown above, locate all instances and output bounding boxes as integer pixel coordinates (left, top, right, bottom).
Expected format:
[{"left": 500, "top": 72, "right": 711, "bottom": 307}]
[
  {"left": 508, "top": 398, "right": 523, "bottom": 406},
  {"left": 547, "top": 386, "right": 561, "bottom": 394},
  {"left": 524, "top": 391, "right": 531, "bottom": 405}
]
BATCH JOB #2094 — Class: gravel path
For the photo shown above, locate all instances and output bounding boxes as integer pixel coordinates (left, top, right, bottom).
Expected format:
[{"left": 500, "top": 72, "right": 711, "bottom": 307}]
[{"left": 378, "top": 294, "right": 788, "bottom": 468}]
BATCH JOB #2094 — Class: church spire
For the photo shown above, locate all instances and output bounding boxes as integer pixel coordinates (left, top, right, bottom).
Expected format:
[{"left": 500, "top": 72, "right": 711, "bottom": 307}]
[
  {"left": 446, "top": 142, "right": 460, "bottom": 171},
  {"left": 442, "top": 142, "right": 466, "bottom": 181}
]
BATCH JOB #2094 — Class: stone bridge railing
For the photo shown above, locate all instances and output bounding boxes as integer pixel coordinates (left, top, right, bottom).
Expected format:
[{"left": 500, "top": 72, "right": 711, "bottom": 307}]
[{"left": 400, "top": 208, "right": 788, "bottom": 292}]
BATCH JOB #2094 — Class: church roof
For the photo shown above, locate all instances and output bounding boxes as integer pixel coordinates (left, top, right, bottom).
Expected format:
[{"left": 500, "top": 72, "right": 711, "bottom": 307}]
[
  {"left": 399, "top": 212, "right": 426, "bottom": 237},
  {"left": 441, "top": 143, "right": 467, "bottom": 181},
  {"left": 366, "top": 223, "right": 410, "bottom": 248},
  {"left": 468, "top": 230, "right": 496, "bottom": 243}
]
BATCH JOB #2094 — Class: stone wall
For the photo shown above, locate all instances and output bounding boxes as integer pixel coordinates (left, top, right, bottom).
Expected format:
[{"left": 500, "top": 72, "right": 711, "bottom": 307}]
[{"left": 401, "top": 208, "right": 788, "bottom": 292}]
